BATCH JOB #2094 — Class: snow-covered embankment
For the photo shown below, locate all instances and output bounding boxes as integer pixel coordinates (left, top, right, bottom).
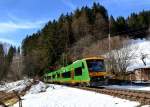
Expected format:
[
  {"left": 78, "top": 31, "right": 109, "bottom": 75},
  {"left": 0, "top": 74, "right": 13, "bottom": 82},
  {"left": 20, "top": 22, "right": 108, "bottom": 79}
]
[{"left": 12, "top": 82, "right": 142, "bottom": 107}]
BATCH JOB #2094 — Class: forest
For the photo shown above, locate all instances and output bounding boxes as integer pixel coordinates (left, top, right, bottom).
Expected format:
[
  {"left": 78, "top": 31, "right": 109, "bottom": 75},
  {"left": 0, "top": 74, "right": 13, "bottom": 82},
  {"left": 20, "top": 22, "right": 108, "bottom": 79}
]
[{"left": 0, "top": 3, "right": 150, "bottom": 79}]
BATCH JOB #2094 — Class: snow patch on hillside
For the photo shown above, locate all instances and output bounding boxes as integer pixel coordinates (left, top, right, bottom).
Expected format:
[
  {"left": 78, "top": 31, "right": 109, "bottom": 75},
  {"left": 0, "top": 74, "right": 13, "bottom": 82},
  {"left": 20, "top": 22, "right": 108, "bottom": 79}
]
[
  {"left": 129, "top": 40, "right": 150, "bottom": 70},
  {"left": 125, "top": 39, "right": 150, "bottom": 71}
]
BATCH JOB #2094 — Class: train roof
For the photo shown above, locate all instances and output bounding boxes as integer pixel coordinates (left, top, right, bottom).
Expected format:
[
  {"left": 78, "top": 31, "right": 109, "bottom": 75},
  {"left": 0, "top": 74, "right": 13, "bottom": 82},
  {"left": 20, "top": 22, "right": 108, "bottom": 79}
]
[
  {"left": 83, "top": 56, "right": 104, "bottom": 60},
  {"left": 72, "top": 56, "right": 104, "bottom": 64}
]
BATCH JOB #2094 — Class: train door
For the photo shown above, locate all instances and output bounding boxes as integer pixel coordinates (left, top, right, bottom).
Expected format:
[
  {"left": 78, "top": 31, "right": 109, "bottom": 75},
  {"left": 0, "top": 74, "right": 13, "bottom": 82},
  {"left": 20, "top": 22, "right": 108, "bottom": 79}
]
[{"left": 73, "top": 61, "right": 86, "bottom": 84}]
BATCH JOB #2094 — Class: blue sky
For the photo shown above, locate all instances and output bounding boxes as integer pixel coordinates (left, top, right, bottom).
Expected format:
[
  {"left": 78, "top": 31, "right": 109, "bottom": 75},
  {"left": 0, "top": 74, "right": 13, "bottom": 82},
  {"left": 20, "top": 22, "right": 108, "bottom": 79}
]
[{"left": 0, "top": 0, "right": 150, "bottom": 46}]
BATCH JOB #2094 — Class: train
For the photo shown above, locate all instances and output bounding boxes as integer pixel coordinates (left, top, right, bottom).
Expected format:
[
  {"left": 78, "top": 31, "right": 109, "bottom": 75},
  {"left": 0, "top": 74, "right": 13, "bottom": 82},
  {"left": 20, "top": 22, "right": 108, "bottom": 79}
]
[{"left": 44, "top": 57, "right": 109, "bottom": 86}]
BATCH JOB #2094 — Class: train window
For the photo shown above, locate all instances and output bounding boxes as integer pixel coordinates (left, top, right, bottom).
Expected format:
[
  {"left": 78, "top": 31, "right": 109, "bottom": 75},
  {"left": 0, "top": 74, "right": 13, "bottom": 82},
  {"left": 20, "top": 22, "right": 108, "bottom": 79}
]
[
  {"left": 62, "top": 72, "right": 71, "bottom": 78},
  {"left": 48, "top": 76, "right": 51, "bottom": 80},
  {"left": 52, "top": 75, "right": 55, "bottom": 78},
  {"left": 75, "top": 67, "right": 82, "bottom": 76},
  {"left": 86, "top": 59, "right": 105, "bottom": 72},
  {"left": 57, "top": 73, "right": 60, "bottom": 78}
]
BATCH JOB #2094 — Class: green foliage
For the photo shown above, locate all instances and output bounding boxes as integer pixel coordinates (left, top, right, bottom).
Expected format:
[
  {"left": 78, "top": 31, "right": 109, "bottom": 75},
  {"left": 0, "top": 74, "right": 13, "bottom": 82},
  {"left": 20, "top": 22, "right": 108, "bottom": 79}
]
[
  {"left": 7, "top": 46, "right": 16, "bottom": 64},
  {"left": 115, "top": 16, "right": 128, "bottom": 32},
  {"left": 0, "top": 44, "right": 5, "bottom": 80},
  {"left": 17, "top": 47, "right": 20, "bottom": 54},
  {"left": 110, "top": 15, "right": 117, "bottom": 34},
  {"left": 127, "top": 11, "right": 150, "bottom": 30},
  {"left": 109, "top": 10, "right": 150, "bottom": 38},
  {"left": 0, "top": 44, "right": 4, "bottom": 57},
  {"left": 0, "top": 44, "right": 17, "bottom": 80}
]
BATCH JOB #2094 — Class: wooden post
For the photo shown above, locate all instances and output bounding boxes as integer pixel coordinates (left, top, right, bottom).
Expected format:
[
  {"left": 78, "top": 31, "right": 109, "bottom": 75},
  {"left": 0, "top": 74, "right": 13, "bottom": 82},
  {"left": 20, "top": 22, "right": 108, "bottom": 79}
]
[{"left": 13, "top": 91, "right": 22, "bottom": 107}]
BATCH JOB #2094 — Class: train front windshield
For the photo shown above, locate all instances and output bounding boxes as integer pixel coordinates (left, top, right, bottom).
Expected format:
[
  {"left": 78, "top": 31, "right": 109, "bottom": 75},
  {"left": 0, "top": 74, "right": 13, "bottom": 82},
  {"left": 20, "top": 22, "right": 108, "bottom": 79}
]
[{"left": 86, "top": 59, "right": 105, "bottom": 72}]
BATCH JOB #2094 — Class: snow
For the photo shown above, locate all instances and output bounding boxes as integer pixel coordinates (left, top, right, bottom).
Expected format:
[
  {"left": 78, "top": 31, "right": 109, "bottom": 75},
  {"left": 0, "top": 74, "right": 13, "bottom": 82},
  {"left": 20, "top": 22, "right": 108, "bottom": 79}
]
[
  {"left": 105, "top": 39, "right": 150, "bottom": 71},
  {"left": 13, "top": 82, "right": 142, "bottom": 107},
  {"left": 142, "top": 105, "right": 150, "bottom": 107},
  {"left": 104, "top": 85, "right": 150, "bottom": 91},
  {"left": 27, "top": 81, "right": 47, "bottom": 94},
  {"left": 0, "top": 79, "right": 32, "bottom": 92},
  {"left": 1, "top": 80, "right": 149, "bottom": 107},
  {"left": 127, "top": 39, "right": 150, "bottom": 71}
]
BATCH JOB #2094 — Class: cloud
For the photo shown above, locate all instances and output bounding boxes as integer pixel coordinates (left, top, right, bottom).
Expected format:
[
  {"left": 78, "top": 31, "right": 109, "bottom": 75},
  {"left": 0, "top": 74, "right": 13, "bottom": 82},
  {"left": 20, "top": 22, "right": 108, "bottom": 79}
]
[
  {"left": 0, "top": 20, "right": 46, "bottom": 45},
  {"left": 0, "top": 20, "right": 47, "bottom": 33},
  {"left": 0, "top": 14, "right": 48, "bottom": 46},
  {"left": 61, "top": 0, "right": 76, "bottom": 10}
]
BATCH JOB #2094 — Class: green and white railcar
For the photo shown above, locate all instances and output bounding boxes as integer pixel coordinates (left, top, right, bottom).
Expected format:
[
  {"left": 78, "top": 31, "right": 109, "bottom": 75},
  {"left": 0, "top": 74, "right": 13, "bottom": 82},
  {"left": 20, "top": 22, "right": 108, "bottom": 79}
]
[{"left": 44, "top": 57, "right": 108, "bottom": 86}]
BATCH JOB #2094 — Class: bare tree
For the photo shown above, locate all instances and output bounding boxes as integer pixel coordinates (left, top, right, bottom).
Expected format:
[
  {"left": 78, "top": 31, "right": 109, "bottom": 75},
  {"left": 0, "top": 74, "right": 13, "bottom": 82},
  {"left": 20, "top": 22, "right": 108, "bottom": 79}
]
[
  {"left": 147, "top": 27, "right": 150, "bottom": 40},
  {"left": 7, "top": 54, "right": 24, "bottom": 81},
  {"left": 68, "top": 35, "right": 94, "bottom": 61},
  {"left": 105, "top": 37, "right": 139, "bottom": 79},
  {"left": 140, "top": 53, "right": 148, "bottom": 66}
]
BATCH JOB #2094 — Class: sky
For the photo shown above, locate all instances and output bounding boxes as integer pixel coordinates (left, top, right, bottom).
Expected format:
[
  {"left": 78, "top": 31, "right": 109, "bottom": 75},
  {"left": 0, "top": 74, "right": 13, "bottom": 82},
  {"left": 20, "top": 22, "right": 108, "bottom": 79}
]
[{"left": 0, "top": 0, "right": 150, "bottom": 47}]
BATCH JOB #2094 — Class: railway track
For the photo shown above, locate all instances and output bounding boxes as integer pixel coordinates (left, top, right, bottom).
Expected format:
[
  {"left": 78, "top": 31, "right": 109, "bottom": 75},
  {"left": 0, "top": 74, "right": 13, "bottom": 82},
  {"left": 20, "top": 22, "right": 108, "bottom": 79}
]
[{"left": 78, "top": 86, "right": 150, "bottom": 106}]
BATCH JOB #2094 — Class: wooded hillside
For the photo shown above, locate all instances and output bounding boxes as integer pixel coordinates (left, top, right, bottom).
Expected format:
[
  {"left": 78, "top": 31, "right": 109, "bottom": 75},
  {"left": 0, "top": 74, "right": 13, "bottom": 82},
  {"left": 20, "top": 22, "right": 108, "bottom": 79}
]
[{"left": 21, "top": 3, "right": 150, "bottom": 77}]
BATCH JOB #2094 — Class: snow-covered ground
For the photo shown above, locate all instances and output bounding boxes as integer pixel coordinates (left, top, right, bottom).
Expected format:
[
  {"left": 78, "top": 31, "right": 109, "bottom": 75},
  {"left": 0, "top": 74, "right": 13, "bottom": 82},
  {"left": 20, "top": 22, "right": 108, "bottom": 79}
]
[
  {"left": 1, "top": 80, "right": 150, "bottom": 107},
  {"left": 0, "top": 79, "right": 32, "bottom": 92},
  {"left": 104, "top": 85, "right": 150, "bottom": 91},
  {"left": 12, "top": 81, "right": 144, "bottom": 107}
]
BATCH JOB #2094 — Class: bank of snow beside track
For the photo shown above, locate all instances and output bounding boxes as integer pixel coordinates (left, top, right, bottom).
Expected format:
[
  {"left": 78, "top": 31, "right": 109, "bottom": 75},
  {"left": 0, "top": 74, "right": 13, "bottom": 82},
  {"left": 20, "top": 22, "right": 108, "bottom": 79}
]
[
  {"left": 12, "top": 82, "right": 141, "bottom": 107},
  {"left": 103, "top": 85, "right": 150, "bottom": 91}
]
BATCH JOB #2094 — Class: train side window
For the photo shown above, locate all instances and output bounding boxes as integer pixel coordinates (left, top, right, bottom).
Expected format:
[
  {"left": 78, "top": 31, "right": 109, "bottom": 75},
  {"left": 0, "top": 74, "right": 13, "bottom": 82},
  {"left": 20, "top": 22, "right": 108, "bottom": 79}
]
[
  {"left": 52, "top": 75, "right": 55, "bottom": 78},
  {"left": 57, "top": 73, "right": 60, "bottom": 78},
  {"left": 48, "top": 76, "right": 51, "bottom": 80},
  {"left": 75, "top": 67, "right": 82, "bottom": 76},
  {"left": 62, "top": 72, "right": 71, "bottom": 78}
]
